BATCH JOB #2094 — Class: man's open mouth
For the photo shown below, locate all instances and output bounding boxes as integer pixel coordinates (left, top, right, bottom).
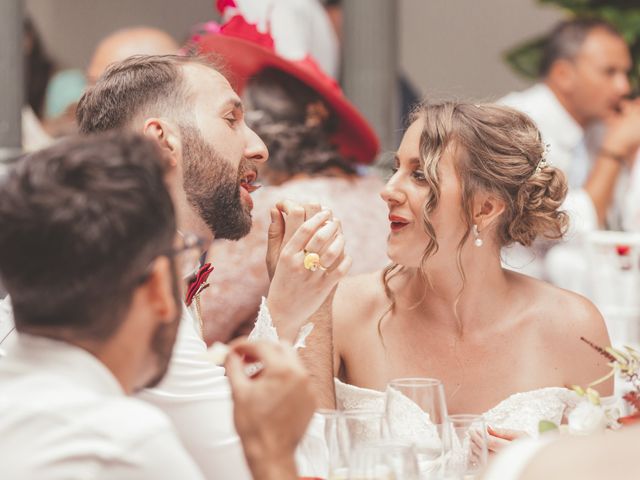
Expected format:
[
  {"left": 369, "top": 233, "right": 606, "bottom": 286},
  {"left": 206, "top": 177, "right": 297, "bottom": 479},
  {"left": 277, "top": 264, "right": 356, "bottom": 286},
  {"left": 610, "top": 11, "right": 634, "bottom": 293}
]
[{"left": 239, "top": 169, "right": 261, "bottom": 193}]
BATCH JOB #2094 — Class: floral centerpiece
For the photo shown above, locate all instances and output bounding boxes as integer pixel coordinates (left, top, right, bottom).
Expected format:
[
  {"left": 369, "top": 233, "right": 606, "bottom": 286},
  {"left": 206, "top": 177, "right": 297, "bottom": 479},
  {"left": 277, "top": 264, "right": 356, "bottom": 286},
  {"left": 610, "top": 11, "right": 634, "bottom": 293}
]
[
  {"left": 577, "top": 337, "right": 640, "bottom": 426},
  {"left": 538, "top": 337, "right": 640, "bottom": 435}
]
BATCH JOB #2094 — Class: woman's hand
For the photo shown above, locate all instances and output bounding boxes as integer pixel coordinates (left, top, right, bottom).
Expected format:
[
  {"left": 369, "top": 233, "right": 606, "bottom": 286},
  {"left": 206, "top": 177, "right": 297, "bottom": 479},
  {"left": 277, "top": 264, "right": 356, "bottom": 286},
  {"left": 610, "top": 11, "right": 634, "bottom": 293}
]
[
  {"left": 265, "top": 200, "right": 351, "bottom": 341},
  {"left": 487, "top": 426, "right": 527, "bottom": 453}
]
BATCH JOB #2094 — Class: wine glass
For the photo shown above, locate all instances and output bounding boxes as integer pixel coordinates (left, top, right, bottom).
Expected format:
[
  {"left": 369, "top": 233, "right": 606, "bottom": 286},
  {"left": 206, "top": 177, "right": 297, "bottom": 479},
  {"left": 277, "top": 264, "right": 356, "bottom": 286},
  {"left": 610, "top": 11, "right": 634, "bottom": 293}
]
[{"left": 385, "top": 378, "right": 451, "bottom": 476}]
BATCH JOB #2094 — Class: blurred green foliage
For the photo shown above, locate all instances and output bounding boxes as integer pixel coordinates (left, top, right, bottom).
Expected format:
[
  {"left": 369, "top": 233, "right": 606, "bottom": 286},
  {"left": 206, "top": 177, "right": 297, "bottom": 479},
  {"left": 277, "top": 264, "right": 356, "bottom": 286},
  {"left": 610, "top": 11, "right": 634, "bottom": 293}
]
[{"left": 505, "top": 0, "right": 640, "bottom": 91}]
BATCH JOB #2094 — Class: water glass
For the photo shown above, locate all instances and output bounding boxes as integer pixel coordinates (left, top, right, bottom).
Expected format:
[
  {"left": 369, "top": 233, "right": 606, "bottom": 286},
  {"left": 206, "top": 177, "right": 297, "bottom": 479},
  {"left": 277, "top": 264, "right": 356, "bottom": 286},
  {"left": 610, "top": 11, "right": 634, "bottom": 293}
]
[
  {"left": 385, "top": 378, "right": 450, "bottom": 476},
  {"left": 318, "top": 409, "right": 348, "bottom": 478},
  {"left": 446, "top": 414, "right": 488, "bottom": 479},
  {"left": 340, "top": 409, "right": 386, "bottom": 452},
  {"left": 348, "top": 440, "right": 420, "bottom": 479},
  {"left": 326, "top": 409, "right": 385, "bottom": 480}
]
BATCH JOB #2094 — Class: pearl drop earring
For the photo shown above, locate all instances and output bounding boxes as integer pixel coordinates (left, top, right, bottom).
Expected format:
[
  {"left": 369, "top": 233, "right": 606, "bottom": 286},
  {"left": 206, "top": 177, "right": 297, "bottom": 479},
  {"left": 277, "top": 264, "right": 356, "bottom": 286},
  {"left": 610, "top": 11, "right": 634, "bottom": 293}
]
[{"left": 473, "top": 224, "right": 483, "bottom": 247}]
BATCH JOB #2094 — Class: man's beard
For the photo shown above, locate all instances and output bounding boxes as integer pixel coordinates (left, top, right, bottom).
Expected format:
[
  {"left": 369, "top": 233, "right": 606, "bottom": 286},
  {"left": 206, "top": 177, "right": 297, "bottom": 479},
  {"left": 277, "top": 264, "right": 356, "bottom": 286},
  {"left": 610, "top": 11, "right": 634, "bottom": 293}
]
[
  {"left": 145, "top": 259, "right": 182, "bottom": 389},
  {"left": 181, "top": 125, "right": 252, "bottom": 241}
]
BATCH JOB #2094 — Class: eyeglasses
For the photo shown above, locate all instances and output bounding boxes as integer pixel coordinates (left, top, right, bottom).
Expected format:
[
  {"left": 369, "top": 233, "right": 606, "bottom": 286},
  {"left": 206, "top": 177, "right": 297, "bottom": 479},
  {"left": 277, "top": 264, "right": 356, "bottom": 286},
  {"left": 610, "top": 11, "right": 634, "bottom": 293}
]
[
  {"left": 173, "top": 231, "right": 207, "bottom": 281},
  {"left": 136, "top": 231, "right": 206, "bottom": 286}
]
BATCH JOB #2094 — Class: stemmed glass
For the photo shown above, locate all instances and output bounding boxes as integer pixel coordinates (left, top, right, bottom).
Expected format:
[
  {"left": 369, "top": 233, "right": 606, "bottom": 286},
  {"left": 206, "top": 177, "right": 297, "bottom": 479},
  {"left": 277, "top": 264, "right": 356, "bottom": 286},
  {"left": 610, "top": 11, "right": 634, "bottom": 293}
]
[{"left": 385, "top": 378, "right": 451, "bottom": 477}]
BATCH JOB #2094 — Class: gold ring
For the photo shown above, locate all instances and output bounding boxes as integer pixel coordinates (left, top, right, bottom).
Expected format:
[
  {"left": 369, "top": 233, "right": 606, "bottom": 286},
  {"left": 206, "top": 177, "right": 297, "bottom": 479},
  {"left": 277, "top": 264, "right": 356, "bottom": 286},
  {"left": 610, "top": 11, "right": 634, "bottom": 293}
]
[{"left": 303, "top": 251, "right": 325, "bottom": 272}]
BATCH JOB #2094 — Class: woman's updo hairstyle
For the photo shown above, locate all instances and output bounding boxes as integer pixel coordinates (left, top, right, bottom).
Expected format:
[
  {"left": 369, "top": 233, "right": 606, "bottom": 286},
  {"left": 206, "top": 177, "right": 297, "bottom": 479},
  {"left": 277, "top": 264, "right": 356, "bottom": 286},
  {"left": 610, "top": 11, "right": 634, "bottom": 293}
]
[
  {"left": 413, "top": 101, "right": 568, "bottom": 248},
  {"left": 243, "top": 68, "right": 355, "bottom": 180}
]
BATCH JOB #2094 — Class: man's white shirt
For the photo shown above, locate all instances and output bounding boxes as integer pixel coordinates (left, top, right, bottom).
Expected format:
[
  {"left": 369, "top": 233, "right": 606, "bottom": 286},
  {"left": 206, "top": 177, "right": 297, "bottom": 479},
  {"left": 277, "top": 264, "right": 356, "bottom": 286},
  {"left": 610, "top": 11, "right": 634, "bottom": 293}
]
[
  {"left": 0, "top": 294, "right": 330, "bottom": 477},
  {"left": 500, "top": 83, "right": 603, "bottom": 234},
  {"left": 0, "top": 333, "right": 205, "bottom": 479},
  {"left": 0, "top": 296, "right": 253, "bottom": 480},
  {"left": 137, "top": 304, "right": 253, "bottom": 479}
]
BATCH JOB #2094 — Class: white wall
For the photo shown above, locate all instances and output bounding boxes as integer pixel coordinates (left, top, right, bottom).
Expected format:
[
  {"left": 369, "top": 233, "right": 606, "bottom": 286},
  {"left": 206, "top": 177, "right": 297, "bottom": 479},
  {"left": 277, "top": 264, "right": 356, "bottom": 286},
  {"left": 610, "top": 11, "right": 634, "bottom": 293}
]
[
  {"left": 27, "top": 0, "right": 567, "bottom": 102},
  {"left": 25, "top": 0, "right": 215, "bottom": 69},
  {"left": 398, "top": 0, "right": 565, "bottom": 101}
]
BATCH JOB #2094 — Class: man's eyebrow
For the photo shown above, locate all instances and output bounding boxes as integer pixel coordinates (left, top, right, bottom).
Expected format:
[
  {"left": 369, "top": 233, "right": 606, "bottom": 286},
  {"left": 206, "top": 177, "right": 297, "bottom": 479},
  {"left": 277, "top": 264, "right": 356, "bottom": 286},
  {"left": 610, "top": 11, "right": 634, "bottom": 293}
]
[{"left": 220, "top": 98, "right": 244, "bottom": 112}]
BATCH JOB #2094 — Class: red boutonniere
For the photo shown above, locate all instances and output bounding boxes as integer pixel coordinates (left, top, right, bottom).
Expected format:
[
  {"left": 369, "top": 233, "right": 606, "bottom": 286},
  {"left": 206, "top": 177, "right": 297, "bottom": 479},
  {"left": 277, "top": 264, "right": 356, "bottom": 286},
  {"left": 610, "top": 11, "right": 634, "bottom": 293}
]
[{"left": 185, "top": 263, "right": 214, "bottom": 306}]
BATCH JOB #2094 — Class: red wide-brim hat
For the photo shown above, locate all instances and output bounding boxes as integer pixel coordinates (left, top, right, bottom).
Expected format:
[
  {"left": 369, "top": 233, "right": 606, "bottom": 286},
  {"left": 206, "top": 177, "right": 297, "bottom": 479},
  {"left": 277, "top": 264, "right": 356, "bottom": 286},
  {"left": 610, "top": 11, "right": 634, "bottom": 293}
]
[{"left": 193, "top": 15, "right": 379, "bottom": 165}]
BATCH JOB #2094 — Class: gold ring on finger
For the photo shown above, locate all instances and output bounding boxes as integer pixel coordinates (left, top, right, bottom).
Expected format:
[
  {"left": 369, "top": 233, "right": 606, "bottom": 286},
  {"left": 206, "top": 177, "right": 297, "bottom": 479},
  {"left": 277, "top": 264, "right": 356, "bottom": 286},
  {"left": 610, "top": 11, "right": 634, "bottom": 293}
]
[{"left": 303, "top": 251, "right": 326, "bottom": 272}]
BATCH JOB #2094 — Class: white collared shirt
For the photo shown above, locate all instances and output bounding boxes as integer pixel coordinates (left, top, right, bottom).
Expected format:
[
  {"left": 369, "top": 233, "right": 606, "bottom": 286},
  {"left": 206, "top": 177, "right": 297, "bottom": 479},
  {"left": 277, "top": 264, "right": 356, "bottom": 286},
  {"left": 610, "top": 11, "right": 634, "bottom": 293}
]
[
  {"left": 0, "top": 333, "right": 205, "bottom": 480},
  {"left": 137, "top": 306, "right": 254, "bottom": 479},
  {"left": 501, "top": 83, "right": 587, "bottom": 186},
  {"left": 501, "top": 83, "right": 605, "bottom": 228},
  {"left": 0, "top": 296, "right": 253, "bottom": 480}
]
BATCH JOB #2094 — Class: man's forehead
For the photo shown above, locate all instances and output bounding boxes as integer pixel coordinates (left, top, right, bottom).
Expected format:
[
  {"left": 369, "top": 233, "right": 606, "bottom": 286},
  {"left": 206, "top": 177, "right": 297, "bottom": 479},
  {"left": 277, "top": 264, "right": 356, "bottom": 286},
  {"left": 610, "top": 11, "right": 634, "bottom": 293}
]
[
  {"left": 579, "top": 29, "right": 630, "bottom": 61},
  {"left": 182, "top": 64, "right": 242, "bottom": 107}
]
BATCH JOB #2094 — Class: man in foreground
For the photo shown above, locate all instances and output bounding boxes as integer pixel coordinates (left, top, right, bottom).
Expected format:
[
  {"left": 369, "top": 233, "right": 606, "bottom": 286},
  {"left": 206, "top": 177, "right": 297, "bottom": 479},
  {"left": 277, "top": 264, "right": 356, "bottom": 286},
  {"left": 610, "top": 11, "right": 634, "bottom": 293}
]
[{"left": 0, "top": 133, "right": 313, "bottom": 479}]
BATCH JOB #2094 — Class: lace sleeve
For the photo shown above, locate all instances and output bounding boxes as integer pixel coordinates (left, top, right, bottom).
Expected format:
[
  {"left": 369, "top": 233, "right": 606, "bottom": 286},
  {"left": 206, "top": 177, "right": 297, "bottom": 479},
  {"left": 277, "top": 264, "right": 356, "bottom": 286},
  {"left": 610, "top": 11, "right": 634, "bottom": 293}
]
[
  {"left": 0, "top": 296, "right": 16, "bottom": 357},
  {"left": 248, "top": 298, "right": 314, "bottom": 349}
]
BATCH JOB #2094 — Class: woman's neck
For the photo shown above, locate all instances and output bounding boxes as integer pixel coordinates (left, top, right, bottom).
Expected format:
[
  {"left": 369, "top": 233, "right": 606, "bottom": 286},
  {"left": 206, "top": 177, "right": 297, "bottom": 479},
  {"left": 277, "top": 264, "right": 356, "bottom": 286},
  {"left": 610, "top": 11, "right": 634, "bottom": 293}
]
[{"left": 392, "top": 250, "right": 512, "bottom": 334}]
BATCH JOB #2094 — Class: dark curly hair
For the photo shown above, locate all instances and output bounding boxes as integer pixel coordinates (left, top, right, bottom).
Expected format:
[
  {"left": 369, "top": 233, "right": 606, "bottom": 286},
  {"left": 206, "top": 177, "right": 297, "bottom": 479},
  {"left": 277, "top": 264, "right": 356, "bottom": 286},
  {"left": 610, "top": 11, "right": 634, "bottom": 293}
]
[{"left": 243, "top": 68, "right": 356, "bottom": 181}]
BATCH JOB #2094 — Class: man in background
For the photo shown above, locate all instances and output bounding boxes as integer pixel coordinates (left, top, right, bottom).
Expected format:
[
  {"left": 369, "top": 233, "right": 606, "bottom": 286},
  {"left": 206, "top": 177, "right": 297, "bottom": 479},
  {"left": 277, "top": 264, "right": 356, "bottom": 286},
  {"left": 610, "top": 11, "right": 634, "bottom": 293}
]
[
  {"left": 87, "top": 27, "right": 179, "bottom": 83},
  {"left": 500, "top": 18, "right": 640, "bottom": 280}
]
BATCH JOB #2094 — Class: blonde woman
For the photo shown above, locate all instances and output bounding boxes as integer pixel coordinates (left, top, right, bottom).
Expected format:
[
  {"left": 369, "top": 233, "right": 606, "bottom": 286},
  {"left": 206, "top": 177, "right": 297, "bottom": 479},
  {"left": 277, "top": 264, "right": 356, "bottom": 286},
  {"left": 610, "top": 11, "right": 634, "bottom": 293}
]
[{"left": 276, "top": 102, "right": 613, "bottom": 449}]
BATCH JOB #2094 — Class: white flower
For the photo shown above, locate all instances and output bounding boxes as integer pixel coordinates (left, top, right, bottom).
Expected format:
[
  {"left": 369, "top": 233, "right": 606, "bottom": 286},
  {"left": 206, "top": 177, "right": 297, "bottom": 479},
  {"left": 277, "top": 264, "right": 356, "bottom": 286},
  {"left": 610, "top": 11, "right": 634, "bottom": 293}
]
[{"left": 568, "top": 401, "right": 608, "bottom": 435}]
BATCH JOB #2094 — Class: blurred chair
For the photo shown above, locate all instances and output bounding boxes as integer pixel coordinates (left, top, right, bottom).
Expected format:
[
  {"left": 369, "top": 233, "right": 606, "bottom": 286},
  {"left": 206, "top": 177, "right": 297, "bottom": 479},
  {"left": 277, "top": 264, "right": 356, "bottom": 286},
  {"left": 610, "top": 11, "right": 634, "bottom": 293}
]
[{"left": 585, "top": 231, "right": 640, "bottom": 349}]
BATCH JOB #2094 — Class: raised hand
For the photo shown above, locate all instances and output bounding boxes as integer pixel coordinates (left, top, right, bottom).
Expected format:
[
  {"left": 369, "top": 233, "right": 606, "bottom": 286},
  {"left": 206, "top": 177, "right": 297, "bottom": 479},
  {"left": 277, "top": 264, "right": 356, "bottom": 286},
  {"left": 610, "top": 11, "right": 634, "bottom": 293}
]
[
  {"left": 602, "top": 99, "right": 640, "bottom": 164},
  {"left": 265, "top": 200, "right": 352, "bottom": 341},
  {"left": 266, "top": 201, "right": 323, "bottom": 280}
]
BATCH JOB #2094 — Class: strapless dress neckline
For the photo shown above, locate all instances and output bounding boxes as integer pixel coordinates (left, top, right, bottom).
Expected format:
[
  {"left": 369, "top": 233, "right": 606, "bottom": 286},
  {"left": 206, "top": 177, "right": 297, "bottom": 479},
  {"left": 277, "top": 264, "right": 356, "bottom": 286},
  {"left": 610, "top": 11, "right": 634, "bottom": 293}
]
[{"left": 335, "top": 378, "right": 581, "bottom": 437}]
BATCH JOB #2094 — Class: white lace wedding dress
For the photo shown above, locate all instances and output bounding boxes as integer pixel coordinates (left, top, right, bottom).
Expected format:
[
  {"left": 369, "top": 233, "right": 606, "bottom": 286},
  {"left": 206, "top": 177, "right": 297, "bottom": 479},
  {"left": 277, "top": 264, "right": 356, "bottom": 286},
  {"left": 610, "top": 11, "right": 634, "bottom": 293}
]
[
  {"left": 247, "top": 304, "right": 584, "bottom": 477},
  {"left": 335, "top": 378, "right": 581, "bottom": 438}
]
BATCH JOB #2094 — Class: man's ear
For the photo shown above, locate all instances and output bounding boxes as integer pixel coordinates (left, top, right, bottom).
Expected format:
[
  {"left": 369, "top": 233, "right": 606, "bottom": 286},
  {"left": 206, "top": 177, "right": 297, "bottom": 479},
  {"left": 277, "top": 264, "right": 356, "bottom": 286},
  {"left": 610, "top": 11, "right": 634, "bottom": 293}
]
[
  {"left": 548, "top": 59, "right": 576, "bottom": 93},
  {"left": 140, "top": 256, "right": 179, "bottom": 326},
  {"left": 472, "top": 192, "right": 506, "bottom": 234},
  {"left": 142, "top": 118, "right": 180, "bottom": 168}
]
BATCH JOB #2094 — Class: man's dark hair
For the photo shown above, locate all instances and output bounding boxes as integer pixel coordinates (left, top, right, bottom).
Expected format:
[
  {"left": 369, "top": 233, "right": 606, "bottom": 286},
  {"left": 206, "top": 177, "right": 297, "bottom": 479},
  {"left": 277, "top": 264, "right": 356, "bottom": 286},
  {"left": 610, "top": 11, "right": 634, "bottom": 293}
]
[
  {"left": 76, "top": 54, "right": 220, "bottom": 134},
  {"left": 540, "top": 18, "right": 624, "bottom": 77},
  {"left": 0, "top": 132, "right": 175, "bottom": 340}
]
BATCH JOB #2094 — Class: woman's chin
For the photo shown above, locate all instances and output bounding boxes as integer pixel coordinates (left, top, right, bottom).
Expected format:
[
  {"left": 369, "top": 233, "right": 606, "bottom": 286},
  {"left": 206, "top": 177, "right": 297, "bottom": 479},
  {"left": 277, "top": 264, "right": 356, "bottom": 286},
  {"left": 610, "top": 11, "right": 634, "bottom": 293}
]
[{"left": 386, "top": 248, "right": 420, "bottom": 269}]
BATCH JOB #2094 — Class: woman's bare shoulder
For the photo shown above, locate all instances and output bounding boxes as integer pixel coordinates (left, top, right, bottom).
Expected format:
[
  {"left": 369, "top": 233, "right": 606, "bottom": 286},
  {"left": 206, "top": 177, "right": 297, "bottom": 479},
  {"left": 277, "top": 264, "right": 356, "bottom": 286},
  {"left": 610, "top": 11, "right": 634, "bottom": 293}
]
[
  {"left": 516, "top": 274, "right": 605, "bottom": 334},
  {"left": 333, "top": 271, "right": 387, "bottom": 329},
  {"left": 510, "top": 272, "right": 611, "bottom": 391}
]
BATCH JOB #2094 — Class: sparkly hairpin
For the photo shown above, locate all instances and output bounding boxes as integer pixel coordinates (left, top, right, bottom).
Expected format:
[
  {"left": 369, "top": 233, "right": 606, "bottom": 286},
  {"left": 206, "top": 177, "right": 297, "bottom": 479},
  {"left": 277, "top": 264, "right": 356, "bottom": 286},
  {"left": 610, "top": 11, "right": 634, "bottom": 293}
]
[{"left": 534, "top": 143, "right": 551, "bottom": 175}]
